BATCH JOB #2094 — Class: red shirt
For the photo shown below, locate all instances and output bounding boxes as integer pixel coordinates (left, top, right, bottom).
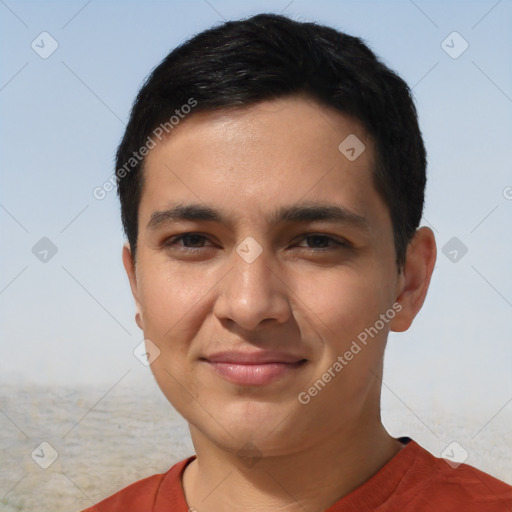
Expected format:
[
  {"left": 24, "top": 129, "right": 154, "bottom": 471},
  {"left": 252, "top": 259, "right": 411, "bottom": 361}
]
[{"left": 81, "top": 439, "right": 512, "bottom": 511}]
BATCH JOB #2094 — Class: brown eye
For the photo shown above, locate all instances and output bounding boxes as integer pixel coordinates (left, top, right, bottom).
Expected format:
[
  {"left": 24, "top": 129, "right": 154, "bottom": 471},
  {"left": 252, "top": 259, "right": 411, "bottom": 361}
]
[
  {"left": 296, "top": 234, "right": 351, "bottom": 250},
  {"left": 163, "top": 233, "right": 213, "bottom": 250},
  {"left": 176, "top": 234, "right": 208, "bottom": 247}
]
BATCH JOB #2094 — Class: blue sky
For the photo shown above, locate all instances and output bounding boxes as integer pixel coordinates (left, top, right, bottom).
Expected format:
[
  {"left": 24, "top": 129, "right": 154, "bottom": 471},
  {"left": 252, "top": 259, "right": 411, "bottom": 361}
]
[{"left": 1, "top": 0, "right": 511, "bottom": 425}]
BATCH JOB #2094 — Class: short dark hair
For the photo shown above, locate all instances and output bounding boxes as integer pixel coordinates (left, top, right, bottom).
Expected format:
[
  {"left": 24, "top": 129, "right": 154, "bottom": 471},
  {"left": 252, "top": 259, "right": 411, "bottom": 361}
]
[{"left": 116, "top": 13, "right": 426, "bottom": 267}]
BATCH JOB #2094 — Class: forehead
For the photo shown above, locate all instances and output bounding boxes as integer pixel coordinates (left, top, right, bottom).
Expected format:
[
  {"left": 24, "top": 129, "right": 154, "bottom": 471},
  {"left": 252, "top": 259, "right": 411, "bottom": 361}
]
[
  {"left": 139, "top": 95, "right": 387, "bottom": 229},
  {"left": 151, "top": 95, "right": 373, "bottom": 164}
]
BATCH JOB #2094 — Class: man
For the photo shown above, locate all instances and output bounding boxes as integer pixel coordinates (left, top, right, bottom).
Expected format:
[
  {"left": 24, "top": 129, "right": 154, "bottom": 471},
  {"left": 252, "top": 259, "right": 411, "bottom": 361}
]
[{"left": 83, "top": 13, "right": 512, "bottom": 512}]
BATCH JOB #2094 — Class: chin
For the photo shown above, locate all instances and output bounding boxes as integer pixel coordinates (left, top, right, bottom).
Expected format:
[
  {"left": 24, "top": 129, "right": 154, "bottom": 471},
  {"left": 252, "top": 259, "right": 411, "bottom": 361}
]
[{"left": 189, "top": 400, "right": 311, "bottom": 456}]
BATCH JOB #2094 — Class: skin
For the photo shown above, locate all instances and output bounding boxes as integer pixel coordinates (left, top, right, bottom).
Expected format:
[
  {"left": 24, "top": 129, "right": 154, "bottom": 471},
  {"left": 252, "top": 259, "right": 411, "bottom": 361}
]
[{"left": 123, "top": 95, "right": 437, "bottom": 511}]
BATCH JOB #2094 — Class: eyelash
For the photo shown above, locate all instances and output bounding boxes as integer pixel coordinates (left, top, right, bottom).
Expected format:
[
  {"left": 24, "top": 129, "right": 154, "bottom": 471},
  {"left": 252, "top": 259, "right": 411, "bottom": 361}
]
[{"left": 162, "top": 233, "right": 352, "bottom": 252}]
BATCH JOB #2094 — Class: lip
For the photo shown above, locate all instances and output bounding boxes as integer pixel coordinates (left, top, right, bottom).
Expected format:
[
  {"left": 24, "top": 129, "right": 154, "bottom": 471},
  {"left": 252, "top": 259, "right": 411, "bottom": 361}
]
[
  {"left": 202, "top": 351, "right": 307, "bottom": 386},
  {"left": 205, "top": 350, "right": 305, "bottom": 364}
]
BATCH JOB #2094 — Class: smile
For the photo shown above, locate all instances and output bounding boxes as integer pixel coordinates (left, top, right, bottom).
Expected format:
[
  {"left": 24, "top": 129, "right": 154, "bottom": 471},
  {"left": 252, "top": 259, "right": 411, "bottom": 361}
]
[{"left": 201, "top": 351, "right": 308, "bottom": 386}]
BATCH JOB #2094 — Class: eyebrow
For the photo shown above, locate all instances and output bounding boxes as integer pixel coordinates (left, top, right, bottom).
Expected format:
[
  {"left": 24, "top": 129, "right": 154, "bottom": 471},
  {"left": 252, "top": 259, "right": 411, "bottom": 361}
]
[{"left": 146, "top": 202, "right": 369, "bottom": 231}]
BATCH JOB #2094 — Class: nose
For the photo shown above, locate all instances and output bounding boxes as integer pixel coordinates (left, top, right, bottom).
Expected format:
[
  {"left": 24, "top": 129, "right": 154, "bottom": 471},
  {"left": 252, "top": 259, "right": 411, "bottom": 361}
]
[{"left": 213, "top": 244, "right": 291, "bottom": 331}]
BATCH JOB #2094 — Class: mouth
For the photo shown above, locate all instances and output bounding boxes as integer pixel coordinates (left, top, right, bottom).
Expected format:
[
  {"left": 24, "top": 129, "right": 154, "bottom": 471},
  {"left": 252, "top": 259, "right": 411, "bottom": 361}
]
[{"left": 201, "top": 351, "right": 308, "bottom": 386}]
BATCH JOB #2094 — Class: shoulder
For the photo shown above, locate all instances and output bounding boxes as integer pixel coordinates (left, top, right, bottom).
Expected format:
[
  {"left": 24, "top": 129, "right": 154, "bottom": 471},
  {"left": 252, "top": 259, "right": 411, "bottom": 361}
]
[
  {"left": 333, "top": 439, "right": 512, "bottom": 511},
  {"left": 80, "top": 456, "right": 195, "bottom": 512},
  {"left": 79, "top": 473, "right": 163, "bottom": 512},
  {"left": 80, "top": 473, "right": 165, "bottom": 512},
  {"left": 406, "top": 441, "right": 512, "bottom": 511}
]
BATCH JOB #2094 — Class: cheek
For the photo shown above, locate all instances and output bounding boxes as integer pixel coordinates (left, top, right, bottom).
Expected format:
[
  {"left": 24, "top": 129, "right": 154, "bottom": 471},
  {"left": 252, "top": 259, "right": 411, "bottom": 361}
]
[
  {"left": 139, "top": 262, "right": 209, "bottom": 329},
  {"left": 296, "top": 269, "right": 387, "bottom": 344},
  {"left": 137, "top": 266, "right": 209, "bottom": 407}
]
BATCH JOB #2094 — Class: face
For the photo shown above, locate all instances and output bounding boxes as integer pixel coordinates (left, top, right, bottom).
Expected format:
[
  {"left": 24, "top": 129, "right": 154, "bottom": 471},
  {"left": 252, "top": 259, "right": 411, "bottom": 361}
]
[{"left": 123, "top": 96, "right": 425, "bottom": 457}]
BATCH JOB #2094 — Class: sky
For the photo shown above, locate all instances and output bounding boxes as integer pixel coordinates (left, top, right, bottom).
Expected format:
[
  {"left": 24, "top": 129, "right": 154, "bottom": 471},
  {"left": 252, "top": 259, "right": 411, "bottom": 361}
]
[{"left": 1, "top": 0, "right": 511, "bottom": 426}]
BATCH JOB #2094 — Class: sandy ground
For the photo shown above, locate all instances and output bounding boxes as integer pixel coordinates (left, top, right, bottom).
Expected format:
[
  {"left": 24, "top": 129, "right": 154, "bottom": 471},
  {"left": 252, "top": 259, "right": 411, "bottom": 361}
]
[{"left": 1, "top": 381, "right": 511, "bottom": 511}]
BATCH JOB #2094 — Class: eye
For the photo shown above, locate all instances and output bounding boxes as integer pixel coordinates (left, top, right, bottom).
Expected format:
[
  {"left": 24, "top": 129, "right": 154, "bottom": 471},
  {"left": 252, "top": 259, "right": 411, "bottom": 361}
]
[
  {"left": 295, "top": 234, "right": 351, "bottom": 250},
  {"left": 163, "top": 233, "right": 213, "bottom": 250},
  {"left": 161, "top": 232, "right": 352, "bottom": 255}
]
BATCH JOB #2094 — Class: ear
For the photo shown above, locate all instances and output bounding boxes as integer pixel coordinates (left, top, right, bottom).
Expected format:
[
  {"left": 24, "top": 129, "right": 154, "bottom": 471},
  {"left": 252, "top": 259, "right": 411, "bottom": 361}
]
[
  {"left": 390, "top": 227, "right": 436, "bottom": 332},
  {"left": 122, "top": 242, "right": 144, "bottom": 330}
]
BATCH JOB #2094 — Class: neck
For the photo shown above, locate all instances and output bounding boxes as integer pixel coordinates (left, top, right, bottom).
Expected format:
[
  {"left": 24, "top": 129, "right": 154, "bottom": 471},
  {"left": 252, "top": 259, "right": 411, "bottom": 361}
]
[{"left": 181, "top": 418, "right": 403, "bottom": 512}]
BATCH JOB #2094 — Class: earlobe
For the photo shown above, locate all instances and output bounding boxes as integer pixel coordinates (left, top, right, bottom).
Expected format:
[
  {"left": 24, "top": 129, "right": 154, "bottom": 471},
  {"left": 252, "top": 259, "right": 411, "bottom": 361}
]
[
  {"left": 122, "top": 242, "right": 144, "bottom": 330},
  {"left": 135, "top": 310, "right": 143, "bottom": 330},
  {"left": 390, "top": 227, "right": 437, "bottom": 332}
]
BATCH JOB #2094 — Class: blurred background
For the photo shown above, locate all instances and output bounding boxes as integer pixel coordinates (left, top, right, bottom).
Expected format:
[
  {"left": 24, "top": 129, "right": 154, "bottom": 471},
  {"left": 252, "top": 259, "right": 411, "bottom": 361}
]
[{"left": 1, "top": 0, "right": 511, "bottom": 510}]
